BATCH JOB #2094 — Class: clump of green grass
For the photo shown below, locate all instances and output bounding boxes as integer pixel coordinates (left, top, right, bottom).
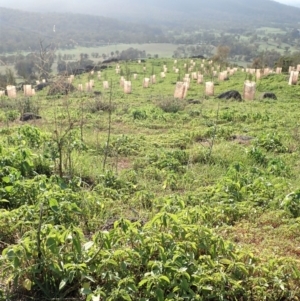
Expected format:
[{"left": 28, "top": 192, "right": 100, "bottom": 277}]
[{"left": 86, "top": 98, "right": 116, "bottom": 113}]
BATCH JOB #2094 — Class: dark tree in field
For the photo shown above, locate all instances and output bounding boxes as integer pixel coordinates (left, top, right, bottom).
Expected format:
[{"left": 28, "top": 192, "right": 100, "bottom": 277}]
[
  {"left": 213, "top": 45, "right": 230, "bottom": 65},
  {"left": 35, "top": 39, "right": 55, "bottom": 80},
  {"left": 252, "top": 58, "right": 263, "bottom": 69},
  {"left": 0, "top": 68, "right": 16, "bottom": 88},
  {"left": 119, "top": 48, "right": 146, "bottom": 60},
  {"left": 276, "top": 55, "right": 294, "bottom": 72},
  {"left": 5, "top": 68, "right": 16, "bottom": 86},
  {"left": 15, "top": 57, "right": 36, "bottom": 80}
]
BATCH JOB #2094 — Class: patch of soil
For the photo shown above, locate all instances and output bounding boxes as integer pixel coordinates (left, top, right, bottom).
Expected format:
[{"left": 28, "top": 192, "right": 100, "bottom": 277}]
[
  {"left": 117, "top": 158, "right": 132, "bottom": 170},
  {"left": 230, "top": 135, "right": 254, "bottom": 145},
  {"left": 217, "top": 221, "right": 300, "bottom": 268}
]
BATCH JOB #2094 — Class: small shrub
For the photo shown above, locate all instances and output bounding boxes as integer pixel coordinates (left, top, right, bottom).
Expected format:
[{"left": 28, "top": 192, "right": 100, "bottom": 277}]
[
  {"left": 33, "top": 155, "right": 52, "bottom": 176},
  {"left": 188, "top": 109, "right": 201, "bottom": 117},
  {"left": 95, "top": 135, "right": 142, "bottom": 157},
  {"left": 220, "top": 110, "right": 235, "bottom": 122},
  {"left": 132, "top": 109, "right": 147, "bottom": 120},
  {"left": 0, "top": 97, "right": 19, "bottom": 111},
  {"left": 281, "top": 190, "right": 300, "bottom": 218},
  {"left": 17, "top": 97, "right": 40, "bottom": 115},
  {"left": 148, "top": 149, "right": 189, "bottom": 173},
  {"left": 86, "top": 98, "right": 116, "bottom": 113},
  {"left": 267, "top": 158, "right": 291, "bottom": 177},
  {"left": 5, "top": 110, "right": 19, "bottom": 121},
  {"left": 203, "top": 126, "right": 233, "bottom": 140},
  {"left": 47, "top": 81, "right": 75, "bottom": 95},
  {"left": 254, "top": 133, "right": 288, "bottom": 153},
  {"left": 247, "top": 147, "right": 268, "bottom": 166},
  {"left": 156, "top": 98, "right": 186, "bottom": 113}
]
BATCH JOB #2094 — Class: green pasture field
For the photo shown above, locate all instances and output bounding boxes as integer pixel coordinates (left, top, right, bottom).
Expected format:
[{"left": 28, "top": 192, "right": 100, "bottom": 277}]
[
  {"left": 258, "top": 41, "right": 298, "bottom": 55},
  {"left": 1, "top": 58, "right": 300, "bottom": 300},
  {"left": 0, "top": 43, "right": 179, "bottom": 79},
  {"left": 257, "top": 27, "right": 287, "bottom": 34},
  {"left": 0, "top": 32, "right": 297, "bottom": 80},
  {"left": 57, "top": 43, "right": 179, "bottom": 59}
]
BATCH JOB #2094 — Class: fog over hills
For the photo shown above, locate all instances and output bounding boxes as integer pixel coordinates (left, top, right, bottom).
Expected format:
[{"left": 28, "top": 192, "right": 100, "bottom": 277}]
[
  {"left": 0, "top": 0, "right": 299, "bottom": 26},
  {"left": 1, "top": 0, "right": 300, "bottom": 12},
  {"left": 0, "top": 0, "right": 299, "bottom": 53}
]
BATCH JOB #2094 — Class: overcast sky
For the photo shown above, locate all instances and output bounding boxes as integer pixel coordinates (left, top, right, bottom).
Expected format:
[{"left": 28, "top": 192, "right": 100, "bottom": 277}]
[
  {"left": 0, "top": 0, "right": 299, "bottom": 14},
  {"left": 276, "top": 0, "right": 300, "bottom": 5}
]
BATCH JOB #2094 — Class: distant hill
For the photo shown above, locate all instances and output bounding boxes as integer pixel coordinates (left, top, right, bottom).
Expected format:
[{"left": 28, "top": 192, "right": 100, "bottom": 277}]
[
  {"left": 107, "top": 0, "right": 300, "bottom": 27},
  {"left": 1, "top": 0, "right": 299, "bottom": 28},
  {"left": 0, "top": 7, "right": 167, "bottom": 53},
  {"left": 1, "top": 0, "right": 300, "bottom": 54}
]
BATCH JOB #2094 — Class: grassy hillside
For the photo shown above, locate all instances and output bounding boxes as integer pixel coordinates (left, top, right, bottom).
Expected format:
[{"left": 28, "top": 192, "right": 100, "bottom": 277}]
[{"left": 1, "top": 59, "right": 300, "bottom": 300}]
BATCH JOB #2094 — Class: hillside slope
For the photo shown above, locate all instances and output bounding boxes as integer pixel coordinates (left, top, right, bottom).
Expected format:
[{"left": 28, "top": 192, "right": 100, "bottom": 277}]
[
  {"left": 0, "top": 0, "right": 298, "bottom": 27},
  {"left": 1, "top": 0, "right": 299, "bottom": 53},
  {"left": 0, "top": 7, "right": 166, "bottom": 53},
  {"left": 113, "top": 0, "right": 300, "bottom": 27}
]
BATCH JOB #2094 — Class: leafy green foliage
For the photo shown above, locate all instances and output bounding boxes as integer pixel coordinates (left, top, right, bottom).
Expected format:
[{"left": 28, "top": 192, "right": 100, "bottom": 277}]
[
  {"left": 1, "top": 59, "right": 300, "bottom": 301},
  {"left": 281, "top": 190, "right": 300, "bottom": 218},
  {"left": 254, "top": 133, "right": 288, "bottom": 153}
]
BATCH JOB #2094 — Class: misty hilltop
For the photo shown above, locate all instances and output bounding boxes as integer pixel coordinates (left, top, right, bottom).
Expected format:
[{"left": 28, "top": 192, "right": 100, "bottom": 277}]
[
  {"left": 99, "top": 0, "right": 300, "bottom": 27},
  {"left": 0, "top": 7, "right": 166, "bottom": 52},
  {"left": 0, "top": 0, "right": 300, "bottom": 53},
  {"left": 0, "top": 0, "right": 300, "bottom": 27}
]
